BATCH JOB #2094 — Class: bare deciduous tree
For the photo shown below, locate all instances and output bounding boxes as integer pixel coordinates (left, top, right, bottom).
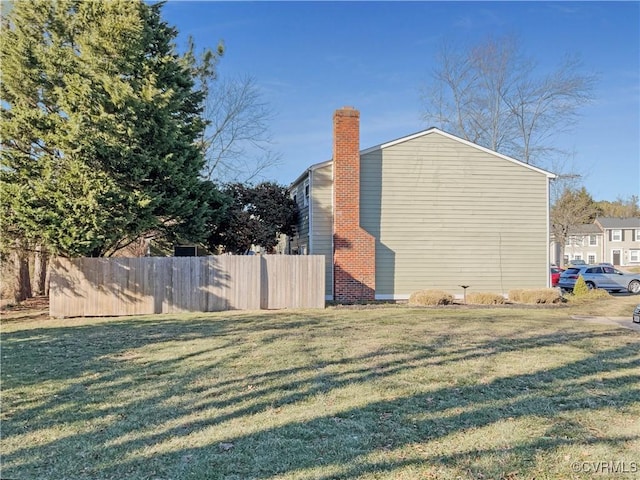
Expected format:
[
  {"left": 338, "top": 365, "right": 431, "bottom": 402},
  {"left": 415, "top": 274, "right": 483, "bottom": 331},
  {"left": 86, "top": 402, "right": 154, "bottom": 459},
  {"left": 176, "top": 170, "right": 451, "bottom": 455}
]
[
  {"left": 551, "top": 187, "right": 599, "bottom": 267},
  {"left": 422, "top": 35, "right": 597, "bottom": 169},
  {"left": 201, "top": 75, "right": 280, "bottom": 183},
  {"left": 595, "top": 196, "right": 640, "bottom": 218},
  {"left": 186, "top": 38, "right": 279, "bottom": 183}
]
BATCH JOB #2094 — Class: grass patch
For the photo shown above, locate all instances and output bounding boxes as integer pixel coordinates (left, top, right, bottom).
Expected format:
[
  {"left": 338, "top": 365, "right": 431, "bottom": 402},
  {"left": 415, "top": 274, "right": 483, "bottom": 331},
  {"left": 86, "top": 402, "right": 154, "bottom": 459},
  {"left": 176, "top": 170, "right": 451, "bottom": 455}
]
[{"left": 1, "top": 297, "right": 639, "bottom": 479}]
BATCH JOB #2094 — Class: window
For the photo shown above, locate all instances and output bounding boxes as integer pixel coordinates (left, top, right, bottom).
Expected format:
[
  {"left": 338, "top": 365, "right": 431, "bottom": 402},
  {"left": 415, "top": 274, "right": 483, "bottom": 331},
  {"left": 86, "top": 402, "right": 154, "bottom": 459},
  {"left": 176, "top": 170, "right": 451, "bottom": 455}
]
[
  {"left": 612, "top": 229, "right": 622, "bottom": 241},
  {"left": 589, "top": 235, "right": 597, "bottom": 246},
  {"left": 574, "top": 255, "right": 582, "bottom": 261},
  {"left": 588, "top": 254, "right": 596, "bottom": 264},
  {"left": 631, "top": 250, "right": 640, "bottom": 263},
  {"left": 636, "top": 229, "right": 640, "bottom": 242},
  {"left": 303, "top": 179, "right": 310, "bottom": 207}
]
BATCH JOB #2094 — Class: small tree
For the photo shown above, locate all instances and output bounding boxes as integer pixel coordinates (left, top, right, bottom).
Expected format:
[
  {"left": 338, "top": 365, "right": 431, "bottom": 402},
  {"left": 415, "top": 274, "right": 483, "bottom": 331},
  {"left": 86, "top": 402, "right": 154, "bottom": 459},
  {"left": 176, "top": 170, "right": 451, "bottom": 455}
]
[
  {"left": 208, "top": 182, "right": 298, "bottom": 254},
  {"left": 551, "top": 187, "right": 599, "bottom": 267},
  {"left": 572, "top": 275, "right": 590, "bottom": 297}
]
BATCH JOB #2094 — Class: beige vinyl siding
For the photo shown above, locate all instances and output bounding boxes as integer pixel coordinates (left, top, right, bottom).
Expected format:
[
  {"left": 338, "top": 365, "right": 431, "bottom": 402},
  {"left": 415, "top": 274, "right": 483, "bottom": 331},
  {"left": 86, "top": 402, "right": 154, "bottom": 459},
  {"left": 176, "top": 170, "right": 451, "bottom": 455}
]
[
  {"left": 309, "top": 163, "right": 334, "bottom": 297},
  {"left": 360, "top": 132, "right": 550, "bottom": 297}
]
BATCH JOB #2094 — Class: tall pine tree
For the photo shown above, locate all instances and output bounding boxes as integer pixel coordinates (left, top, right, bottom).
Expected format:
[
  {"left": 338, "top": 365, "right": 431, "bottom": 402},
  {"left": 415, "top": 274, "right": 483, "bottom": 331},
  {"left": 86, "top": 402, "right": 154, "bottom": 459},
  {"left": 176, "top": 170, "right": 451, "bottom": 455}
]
[{"left": 0, "top": 0, "right": 222, "bottom": 257}]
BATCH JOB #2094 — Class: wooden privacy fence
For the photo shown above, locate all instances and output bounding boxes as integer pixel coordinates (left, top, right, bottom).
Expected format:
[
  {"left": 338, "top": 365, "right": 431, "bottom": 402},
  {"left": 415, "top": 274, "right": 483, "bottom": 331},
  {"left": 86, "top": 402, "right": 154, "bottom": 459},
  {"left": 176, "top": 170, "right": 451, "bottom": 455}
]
[{"left": 50, "top": 255, "right": 325, "bottom": 317}]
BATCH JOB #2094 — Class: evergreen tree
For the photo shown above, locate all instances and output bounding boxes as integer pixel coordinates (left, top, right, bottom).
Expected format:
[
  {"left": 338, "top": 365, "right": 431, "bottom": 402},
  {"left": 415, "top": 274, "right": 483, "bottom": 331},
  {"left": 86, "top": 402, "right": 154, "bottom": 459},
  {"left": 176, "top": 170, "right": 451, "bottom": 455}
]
[
  {"left": 572, "top": 275, "right": 590, "bottom": 297},
  {"left": 0, "top": 0, "right": 222, "bottom": 257}
]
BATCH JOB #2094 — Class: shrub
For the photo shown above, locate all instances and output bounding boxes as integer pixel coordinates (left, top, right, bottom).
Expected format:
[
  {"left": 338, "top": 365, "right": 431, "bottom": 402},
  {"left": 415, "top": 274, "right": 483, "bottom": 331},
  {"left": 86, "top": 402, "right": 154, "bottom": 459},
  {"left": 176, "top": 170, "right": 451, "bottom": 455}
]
[
  {"left": 408, "top": 290, "right": 454, "bottom": 306},
  {"left": 566, "top": 289, "right": 610, "bottom": 303},
  {"left": 572, "top": 275, "right": 590, "bottom": 297},
  {"left": 508, "top": 288, "right": 563, "bottom": 304},
  {"left": 509, "top": 289, "right": 522, "bottom": 302},
  {"left": 466, "top": 292, "right": 506, "bottom": 305}
]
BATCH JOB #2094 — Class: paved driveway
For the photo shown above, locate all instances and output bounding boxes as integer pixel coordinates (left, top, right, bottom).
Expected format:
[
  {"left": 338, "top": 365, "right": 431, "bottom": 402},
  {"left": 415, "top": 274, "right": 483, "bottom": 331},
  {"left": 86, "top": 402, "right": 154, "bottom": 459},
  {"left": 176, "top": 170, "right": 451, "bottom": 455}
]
[{"left": 572, "top": 315, "right": 640, "bottom": 332}]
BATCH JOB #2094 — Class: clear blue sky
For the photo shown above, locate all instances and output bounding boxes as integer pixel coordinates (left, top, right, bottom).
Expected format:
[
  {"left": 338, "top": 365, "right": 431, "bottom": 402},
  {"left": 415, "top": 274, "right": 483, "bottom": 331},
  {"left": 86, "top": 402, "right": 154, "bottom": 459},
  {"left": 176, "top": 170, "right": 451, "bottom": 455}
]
[{"left": 162, "top": 1, "right": 639, "bottom": 202}]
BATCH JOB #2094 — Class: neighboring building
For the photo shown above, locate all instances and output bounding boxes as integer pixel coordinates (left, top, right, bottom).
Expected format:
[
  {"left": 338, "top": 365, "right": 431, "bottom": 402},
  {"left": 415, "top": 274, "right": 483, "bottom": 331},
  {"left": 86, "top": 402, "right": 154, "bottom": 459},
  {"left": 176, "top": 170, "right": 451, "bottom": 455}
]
[
  {"left": 595, "top": 217, "right": 640, "bottom": 266},
  {"left": 552, "top": 224, "right": 604, "bottom": 266},
  {"left": 290, "top": 107, "right": 556, "bottom": 303}
]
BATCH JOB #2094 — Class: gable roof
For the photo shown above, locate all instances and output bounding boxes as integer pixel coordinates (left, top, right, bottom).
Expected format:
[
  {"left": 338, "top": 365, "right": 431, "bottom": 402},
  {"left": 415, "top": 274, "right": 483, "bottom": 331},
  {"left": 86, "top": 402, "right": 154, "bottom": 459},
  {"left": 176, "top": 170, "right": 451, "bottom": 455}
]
[
  {"left": 596, "top": 217, "right": 640, "bottom": 229},
  {"left": 290, "top": 126, "right": 557, "bottom": 188},
  {"left": 290, "top": 159, "right": 332, "bottom": 188},
  {"left": 361, "top": 127, "right": 556, "bottom": 179},
  {"left": 568, "top": 223, "right": 603, "bottom": 235}
]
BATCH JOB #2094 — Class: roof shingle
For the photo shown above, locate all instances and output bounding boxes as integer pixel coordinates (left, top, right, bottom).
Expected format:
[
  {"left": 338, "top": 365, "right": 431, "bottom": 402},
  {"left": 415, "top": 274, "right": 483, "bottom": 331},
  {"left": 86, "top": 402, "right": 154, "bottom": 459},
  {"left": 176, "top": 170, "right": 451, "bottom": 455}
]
[{"left": 595, "top": 217, "right": 640, "bottom": 229}]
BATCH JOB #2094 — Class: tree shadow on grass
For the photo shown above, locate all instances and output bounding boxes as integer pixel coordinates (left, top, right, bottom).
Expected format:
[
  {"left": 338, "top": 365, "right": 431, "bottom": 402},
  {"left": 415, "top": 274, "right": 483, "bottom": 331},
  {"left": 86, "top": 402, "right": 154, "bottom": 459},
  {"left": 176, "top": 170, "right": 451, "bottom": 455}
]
[{"left": 1, "top": 312, "right": 639, "bottom": 479}]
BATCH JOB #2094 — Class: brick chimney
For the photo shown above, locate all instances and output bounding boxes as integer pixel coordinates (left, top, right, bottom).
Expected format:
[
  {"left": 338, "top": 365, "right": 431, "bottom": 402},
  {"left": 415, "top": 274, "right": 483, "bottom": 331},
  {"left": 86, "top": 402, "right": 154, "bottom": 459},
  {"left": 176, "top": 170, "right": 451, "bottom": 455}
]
[{"left": 333, "top": 107, "right": 376, "bottom": 303}]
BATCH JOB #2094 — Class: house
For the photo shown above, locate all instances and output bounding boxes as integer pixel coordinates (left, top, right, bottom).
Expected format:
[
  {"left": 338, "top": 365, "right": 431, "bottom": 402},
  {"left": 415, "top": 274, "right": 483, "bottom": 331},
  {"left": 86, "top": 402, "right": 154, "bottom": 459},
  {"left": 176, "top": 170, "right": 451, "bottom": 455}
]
[
  {"left": 290, "top": 107, "right": 556, "bottom": 303},
  {"left": 550, "top": 217, "right": 640, "bottom": 267},
  {"left": 594, "top": 217, "right": 640, "bottom": 266},
  {"left": 552, "top": 223, "right": 604, "bottom": 266}
]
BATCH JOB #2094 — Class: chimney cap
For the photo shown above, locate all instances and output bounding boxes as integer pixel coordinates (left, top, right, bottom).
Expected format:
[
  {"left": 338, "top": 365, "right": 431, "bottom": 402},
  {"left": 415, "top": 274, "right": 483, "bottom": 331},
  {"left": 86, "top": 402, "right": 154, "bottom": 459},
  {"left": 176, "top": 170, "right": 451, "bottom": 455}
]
[{"left": 335, "top": 106, "right": 359, "bottom": 117}]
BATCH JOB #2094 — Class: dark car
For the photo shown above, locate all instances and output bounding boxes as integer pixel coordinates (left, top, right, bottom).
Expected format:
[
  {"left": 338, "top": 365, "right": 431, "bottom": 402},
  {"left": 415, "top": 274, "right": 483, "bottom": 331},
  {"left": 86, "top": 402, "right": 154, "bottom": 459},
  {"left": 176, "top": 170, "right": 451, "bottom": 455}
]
[
  {"left": 550, "top": 267, "right": 564, "bottom": 287},
  {"left": 558, "top": 265, "right": 640, "bottom": 294}
]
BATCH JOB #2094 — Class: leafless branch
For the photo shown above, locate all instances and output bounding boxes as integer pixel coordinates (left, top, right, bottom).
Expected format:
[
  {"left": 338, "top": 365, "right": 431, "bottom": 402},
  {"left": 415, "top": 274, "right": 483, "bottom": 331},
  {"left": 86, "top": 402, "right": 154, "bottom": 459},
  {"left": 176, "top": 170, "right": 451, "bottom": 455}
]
[
  {"left": 422, "top": 35, "right": 597, "bottom": 170},
  {"left": 200, "top": 75, "right": 279, "bottom": 183}
]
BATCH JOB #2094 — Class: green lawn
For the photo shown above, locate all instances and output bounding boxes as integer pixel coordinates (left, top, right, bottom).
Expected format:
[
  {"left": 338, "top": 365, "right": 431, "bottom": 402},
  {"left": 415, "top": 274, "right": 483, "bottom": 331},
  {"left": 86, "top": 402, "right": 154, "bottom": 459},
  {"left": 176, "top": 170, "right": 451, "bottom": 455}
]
[{"left": 1, "top": 298, "right": 639, "bottom": 479}]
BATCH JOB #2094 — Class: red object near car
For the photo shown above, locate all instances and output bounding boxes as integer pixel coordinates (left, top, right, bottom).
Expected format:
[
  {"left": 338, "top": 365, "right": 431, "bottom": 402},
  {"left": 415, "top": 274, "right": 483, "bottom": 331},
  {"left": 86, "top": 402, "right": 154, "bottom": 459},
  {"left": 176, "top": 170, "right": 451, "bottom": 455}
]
[{"left": 550, "top": 267, "right": 564, "bottom": 287}]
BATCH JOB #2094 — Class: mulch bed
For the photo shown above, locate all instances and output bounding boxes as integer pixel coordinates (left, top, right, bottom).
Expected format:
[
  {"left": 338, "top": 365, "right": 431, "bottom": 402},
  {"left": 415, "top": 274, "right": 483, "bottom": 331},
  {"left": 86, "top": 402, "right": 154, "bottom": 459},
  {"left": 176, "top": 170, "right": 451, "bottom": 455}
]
[
  {"left": 1, "top": 296, "right": 49, "bottom": 311},
  {"left": 1, "top": 296, "right": 50, "bottom": 322}
]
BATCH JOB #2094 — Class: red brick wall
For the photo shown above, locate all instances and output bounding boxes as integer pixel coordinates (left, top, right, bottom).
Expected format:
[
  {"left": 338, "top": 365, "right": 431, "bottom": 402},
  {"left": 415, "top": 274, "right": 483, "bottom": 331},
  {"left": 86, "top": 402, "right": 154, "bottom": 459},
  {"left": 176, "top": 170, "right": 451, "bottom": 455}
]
[{"left": 333, "top": 107, "right": 376, "bottom": 303}]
